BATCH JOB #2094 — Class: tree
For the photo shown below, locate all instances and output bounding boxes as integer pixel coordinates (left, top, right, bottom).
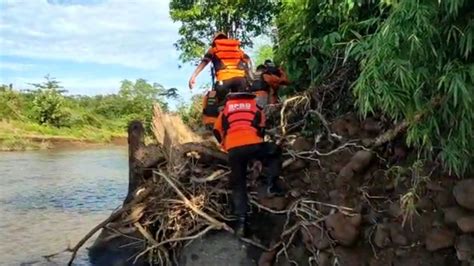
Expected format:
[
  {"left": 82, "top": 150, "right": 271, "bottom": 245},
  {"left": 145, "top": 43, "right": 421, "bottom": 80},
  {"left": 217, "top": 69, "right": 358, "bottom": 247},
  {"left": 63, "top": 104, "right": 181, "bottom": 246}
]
[
  {"left": 117, "top": 79, "right": 177, "bottom": 131},
  {"left": 169, "top": 0, "right": 279, "bottom": 62},
  {"left": 29, "top": 75, "right": 69, "bottom": 127},
  {"left": 254, "top": 44, "right": 274, "bottom": 66}
]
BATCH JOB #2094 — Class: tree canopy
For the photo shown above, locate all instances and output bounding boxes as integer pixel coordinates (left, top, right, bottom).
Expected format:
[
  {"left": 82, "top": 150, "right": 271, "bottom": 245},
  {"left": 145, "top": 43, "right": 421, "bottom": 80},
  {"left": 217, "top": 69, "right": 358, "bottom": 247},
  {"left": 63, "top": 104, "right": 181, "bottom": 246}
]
[{"left": 169, "top": 0, "right": 279, "bottom": 62}]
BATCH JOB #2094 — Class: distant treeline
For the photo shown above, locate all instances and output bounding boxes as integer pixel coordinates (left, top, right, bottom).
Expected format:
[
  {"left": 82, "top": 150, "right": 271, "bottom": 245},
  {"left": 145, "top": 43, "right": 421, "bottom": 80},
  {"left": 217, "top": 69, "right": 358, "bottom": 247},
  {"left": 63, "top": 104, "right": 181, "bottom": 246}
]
[{"left": 0, "top": 76, "right": 178, "bottom": 135}]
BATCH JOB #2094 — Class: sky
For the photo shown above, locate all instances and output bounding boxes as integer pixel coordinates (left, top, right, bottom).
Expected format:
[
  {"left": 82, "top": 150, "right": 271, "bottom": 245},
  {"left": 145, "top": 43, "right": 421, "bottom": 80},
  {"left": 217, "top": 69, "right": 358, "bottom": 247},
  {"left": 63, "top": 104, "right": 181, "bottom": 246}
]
[{"left": 0, "top": 0, "right": 268, "bottom": 106}]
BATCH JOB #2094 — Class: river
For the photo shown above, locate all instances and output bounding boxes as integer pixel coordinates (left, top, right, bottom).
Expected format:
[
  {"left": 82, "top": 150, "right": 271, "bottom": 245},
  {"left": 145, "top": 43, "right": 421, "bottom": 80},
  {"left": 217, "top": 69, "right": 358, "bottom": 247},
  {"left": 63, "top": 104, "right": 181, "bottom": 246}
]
[{"left": 0, "top": 147, "right": 128, "bottom": 265}]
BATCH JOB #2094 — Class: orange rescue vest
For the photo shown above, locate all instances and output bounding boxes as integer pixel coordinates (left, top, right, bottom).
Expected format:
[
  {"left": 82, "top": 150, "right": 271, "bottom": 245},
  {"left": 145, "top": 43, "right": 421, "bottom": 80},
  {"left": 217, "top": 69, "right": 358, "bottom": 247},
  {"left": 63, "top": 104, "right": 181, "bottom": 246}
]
[
  {"left": 212, "top": 39, "right": 246, "bottom": 81},
  {"left": 222, "top": 97, "right": 262, "bottom": 138}
]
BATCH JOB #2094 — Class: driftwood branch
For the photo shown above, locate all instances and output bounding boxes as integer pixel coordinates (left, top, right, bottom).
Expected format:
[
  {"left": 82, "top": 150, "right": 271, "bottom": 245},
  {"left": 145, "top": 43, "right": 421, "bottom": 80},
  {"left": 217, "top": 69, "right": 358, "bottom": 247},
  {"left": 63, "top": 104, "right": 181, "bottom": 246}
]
[
  {"left": 67, "top": 186, "right": 152, "bottom": 266},
  {"left": 180, "top": 142, "right": 228, "bottom": 163},
  {"left": 154, "top": 170, "right": 232, "bottom": 232}
]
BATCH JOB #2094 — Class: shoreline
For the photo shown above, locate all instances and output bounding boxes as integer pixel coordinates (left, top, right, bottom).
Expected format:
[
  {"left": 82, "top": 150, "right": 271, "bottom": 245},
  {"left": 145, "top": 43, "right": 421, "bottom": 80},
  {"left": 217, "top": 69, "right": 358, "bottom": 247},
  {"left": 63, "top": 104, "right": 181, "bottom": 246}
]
[{"left": 0, "top": 135, "right": 127, "bottom": 151}]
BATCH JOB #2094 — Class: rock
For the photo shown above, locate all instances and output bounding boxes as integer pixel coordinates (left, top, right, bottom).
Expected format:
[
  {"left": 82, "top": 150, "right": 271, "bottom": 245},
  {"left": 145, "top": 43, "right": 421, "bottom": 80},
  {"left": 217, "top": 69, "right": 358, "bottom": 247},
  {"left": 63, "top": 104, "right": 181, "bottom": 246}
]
[
  {"left": 325, "top": 212, "right": 361, "bottom": 246},
  {"left": 316, "top": 252, "right": 331, "bottom": 266},
  {"left": 374, "top": 224, "right": 391, "bottom": 248},
  {"left": 286, "top": 159, "right": 307, "bottom": 172},
  {"left": 301, "top": 225, "right": 331, "bottom": 250},
  {"left": 457, "top": 216, "right": 474, "bottom": 233},
  {"left": 426, "top": 181, "right": 445, "bottom": 192},
  {"left": 455, "top": 235, "right": 474, "bottom": 261},
  {"left": 346, "top": 123, "right": 360, "bottom": 137},
  {"left": 443, "top": 206, "right": 470, "bottom": 226},
  {"left": 334, "top": 247, "right": 364, "bottom": 266},
  {"left": 289, "top": 189, "right": 301, "bottom": 198},
  {"left": 292, "top": 137, "right": 313, "bottom": 152},
  {"left": 369, "top": 249, "right": 395, "bottom": 266},
  {"left": 453, "top": 179, "right": 474, "bottom": 211},
  {"left": 329, "top": 189, "right": 347, "bottom": 205},
  {"left": 388, "top": 202, "right": 402, "bottom": 218},
  {"left": 258, "top": 250, "right": 276, "bottom": 266},
  {"left": 389, "top": 224, "right": 408, "bottom": 246},
  {"left": 258, "top": 197, "right": 288, "bottom": 211},
  {"left": 433, "top": 190, "right": 456, "bottom": 208},
  {"left": 416, "top": 197, "right": 434, "bottom": 211},
  {"left": 336, "top": 165, "right": 355, "bottom": 187},
  {"left": 179, "top": 231, "right": 254, "bottom": 266},
  {"left": 349, "top": 150, "right": 373, "bottom": 173},
  {"left": 330, "top": 119, "right": 348, "bottom": 136},
  {"left": 362, "top": 118, "right": 382, "bottom": 134},
  {"left": 425, "top": 228, "right": 455, "bottom": 251}
]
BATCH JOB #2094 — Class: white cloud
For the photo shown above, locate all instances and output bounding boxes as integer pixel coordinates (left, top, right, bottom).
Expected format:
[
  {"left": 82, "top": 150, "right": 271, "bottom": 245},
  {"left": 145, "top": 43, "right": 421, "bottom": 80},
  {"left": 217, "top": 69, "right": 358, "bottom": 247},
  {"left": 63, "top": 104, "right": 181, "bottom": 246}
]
[
  {"left": 0, "top": 62, "right": 34, "bottom": 71},
  {"left": 0, "top": 0, "right": 180, "bottom": 69}
]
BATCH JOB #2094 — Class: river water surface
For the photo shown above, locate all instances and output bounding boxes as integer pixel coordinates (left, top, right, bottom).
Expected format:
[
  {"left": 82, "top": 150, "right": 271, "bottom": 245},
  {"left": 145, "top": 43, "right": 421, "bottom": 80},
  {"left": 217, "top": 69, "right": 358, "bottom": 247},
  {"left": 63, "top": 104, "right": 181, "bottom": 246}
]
[{"left": 0, "top": 147, "right": 128, "bottom": 265}]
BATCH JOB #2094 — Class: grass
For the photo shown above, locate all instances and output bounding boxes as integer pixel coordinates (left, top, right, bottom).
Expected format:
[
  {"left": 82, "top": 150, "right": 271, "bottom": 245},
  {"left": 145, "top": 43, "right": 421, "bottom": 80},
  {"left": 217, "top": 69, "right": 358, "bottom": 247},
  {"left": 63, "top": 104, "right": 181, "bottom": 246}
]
[{"left": 0, "top": 120, "right": 126, "bottom": 151}]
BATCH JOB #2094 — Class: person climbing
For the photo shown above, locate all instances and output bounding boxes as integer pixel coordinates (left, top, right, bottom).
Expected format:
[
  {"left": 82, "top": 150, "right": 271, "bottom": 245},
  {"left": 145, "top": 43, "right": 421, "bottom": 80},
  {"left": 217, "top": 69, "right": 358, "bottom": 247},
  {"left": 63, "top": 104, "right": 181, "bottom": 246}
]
[
  {"left": 189, "top": 32, "right": 251, "bottom": 105},
  {"left": 250, "top": 60, "right": 290, "bottom": 106},
  {"left": 264, "top": 59, "right": 290, "bottom": 104},
  {"left": 249, "top": 64, "right": 272, "bottom": 107},
  {"left": 213, "top": 92, "right": 285, "bottom": 236}
]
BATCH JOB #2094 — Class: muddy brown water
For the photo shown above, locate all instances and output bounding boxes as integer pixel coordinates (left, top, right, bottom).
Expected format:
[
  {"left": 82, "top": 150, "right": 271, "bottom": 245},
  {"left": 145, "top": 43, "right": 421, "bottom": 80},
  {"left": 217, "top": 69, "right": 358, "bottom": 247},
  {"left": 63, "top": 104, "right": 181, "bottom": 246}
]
[{"left": 0, "top": 147, "right": 128, "bottom": 265}]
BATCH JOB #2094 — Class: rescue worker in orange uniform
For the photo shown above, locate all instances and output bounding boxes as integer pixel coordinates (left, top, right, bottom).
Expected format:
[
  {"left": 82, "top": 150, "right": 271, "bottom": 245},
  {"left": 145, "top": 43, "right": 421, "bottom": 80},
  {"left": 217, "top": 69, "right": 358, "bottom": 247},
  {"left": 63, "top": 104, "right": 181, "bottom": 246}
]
[
  {"left": 213, "top": 92, "right": 284, "bottom": 236},
  {"left": 250, "top": 60, "right": 290, "bottom": 107},
  {"left": 189, "top": 33, "right": 251, "bottom": 106}
]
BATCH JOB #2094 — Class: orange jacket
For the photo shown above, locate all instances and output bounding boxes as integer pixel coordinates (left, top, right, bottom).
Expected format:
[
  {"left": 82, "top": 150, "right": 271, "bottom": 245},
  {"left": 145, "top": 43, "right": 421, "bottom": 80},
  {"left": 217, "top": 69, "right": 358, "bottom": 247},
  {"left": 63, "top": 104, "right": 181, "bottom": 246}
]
[
  {"left": 213, "top": 94, "right": 265, "bottom": 151},
  {"left": 263, "top": 68, "right": 290, "bottom": 104},
  {"left": 203, "top": 39, "right": 248, "bottom": 81}
]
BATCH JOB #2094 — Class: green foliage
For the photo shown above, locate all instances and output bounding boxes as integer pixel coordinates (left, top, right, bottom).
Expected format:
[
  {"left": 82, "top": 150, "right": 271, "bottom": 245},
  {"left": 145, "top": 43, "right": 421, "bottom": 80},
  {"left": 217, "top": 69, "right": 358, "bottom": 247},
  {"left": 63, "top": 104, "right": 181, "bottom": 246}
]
[
  {"left": 29, "top": 75, "right": 70, "bottom": 127},
  {"left": 0, "top": 84, "right": 25, "bottom": 120},
  {"left": 275, "top": 0, "right": 383, "bottom": 89},
  {"left": 254, "top": 44, "right": 274, "bottom": 66},
  {"left": 274, "top": 0, "right": 474, "bottom": 175},
  {"left": 352, "top": 0, "right": 474, "bottom": 175},
  {"left": 0, "top": 77, "right": 177, "bottom": 142},
  {"left": 169, "top": 0, "right": 279, "bottom": 62},
  {"left": 177, "top": 94, "right": 204, "bottom": 131}
]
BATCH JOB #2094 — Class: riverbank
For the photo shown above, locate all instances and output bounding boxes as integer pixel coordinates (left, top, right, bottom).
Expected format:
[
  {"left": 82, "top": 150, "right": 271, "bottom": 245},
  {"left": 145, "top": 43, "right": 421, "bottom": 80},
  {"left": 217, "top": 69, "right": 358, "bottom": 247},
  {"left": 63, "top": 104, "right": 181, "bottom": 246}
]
[{"left": 0, "top": 120, "right": 127, "bottom": 151}]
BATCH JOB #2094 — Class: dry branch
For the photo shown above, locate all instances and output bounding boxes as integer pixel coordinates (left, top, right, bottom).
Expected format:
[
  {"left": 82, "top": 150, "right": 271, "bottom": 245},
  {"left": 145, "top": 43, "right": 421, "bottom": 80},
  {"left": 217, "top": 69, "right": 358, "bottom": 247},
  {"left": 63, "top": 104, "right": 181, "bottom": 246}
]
[{"left": 67, "top": 186, "right": 152, "bottom": 266}]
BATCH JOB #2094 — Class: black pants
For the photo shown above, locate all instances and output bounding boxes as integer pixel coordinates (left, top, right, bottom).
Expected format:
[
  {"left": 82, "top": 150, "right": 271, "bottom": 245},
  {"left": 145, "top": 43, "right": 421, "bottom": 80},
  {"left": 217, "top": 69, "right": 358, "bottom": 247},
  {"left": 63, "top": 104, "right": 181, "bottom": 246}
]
[
  {"left": 215, "top": 76, "right": 248, "bottom": 106},
  {"left": 227, "top": 142, "right": 282, "bottom": 217}
]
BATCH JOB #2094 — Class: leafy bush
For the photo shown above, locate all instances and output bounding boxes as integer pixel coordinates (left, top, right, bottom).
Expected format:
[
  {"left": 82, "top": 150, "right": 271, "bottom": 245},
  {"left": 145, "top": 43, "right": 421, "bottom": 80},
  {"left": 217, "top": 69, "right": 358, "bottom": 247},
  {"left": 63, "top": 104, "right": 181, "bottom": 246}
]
[
  {"left": 29, "top": 76, "right": 70, "bottom": 127},
  {"left": 274, "top": 0, "right": 474, "bottom": 175}
]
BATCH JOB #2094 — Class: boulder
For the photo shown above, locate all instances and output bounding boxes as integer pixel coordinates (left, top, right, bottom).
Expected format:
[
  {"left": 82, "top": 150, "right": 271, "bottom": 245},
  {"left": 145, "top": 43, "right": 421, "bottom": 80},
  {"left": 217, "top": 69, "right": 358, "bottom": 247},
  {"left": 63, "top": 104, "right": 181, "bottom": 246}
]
[
  {"left": 348, "top": 150, "right": 373, "bottom": 173},
  {"left": 443, "top": 206, "right": 471, "bottom": 226},
  {"left": 388, "top": 202, "right": 402, "bottom": 219},
  {"left": 258, "top": 250, "right": 276, "bottom": 266},
  {"left": 389, "top": 224, "right": 408, "bottom": 246},
  {"left": 374, "top": 224, "right": 391, "bottom": 248},
  {"left": 425, "top": 228, "right": 455, "bottom": 251},
  {"left": 333, "top": 247, "right": 365, "bottom": 266},
  {"left": 362, "top": 118, "right": 382, "bottom": 134},
  {"left": 336, "top": 166, "right": 355, "bottom": 188},
  {"left": 455, "top": 235, "right": 474, "bottom": 261},
  {"left": 258, "top": 197, "right": 289, "bottom": 211},
  {"left": 457, "top": 216, "right": 474, "bottom": 233},
  {"left": 453, "top": 179, "right": 474, "bottom": 211},
  {"left": 325, "top": 213, "right": 361, "bottom": 246},
  {"left": 286, "top": 159, "right": 308, "bottom": 172},
  {"left": 179, "top": 231, "right": 254, "bottom": 266},
  {"left": 433, "top": 190, "right": 456, "bottom": 208},
  {"left": 292, "top": 137, "right": 313, "bottom": 152},
  {"left": 301, "top": 225, "right": 331, "bottom": 250}
]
